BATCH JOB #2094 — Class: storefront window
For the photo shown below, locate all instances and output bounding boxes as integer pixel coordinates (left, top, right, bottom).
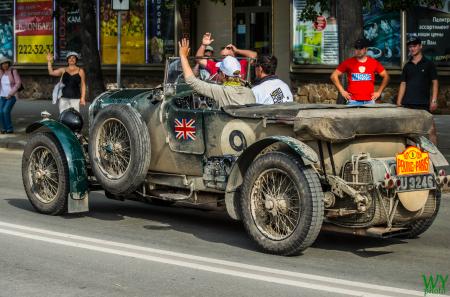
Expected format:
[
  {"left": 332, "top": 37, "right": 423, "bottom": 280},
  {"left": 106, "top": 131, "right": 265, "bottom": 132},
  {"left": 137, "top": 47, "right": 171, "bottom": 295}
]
[
  {"left": 292, "top": 0, "right": 338, "bottom": 65},
  {"left": 0, "top": 0, "right": 13, "bottom": 60},
  {"left": 56, "top": 0, "right": 82, "bottom": 62},
  {"left": 147, "top": 0, "right": 175, "bottom": 64},
  {"left": 15, "top": 0, "right": 53, "bottom": 63},
  {"left": 407, "top": 2, "right": 450, "bottom": 66},
  {"left": 362, "top": 1, "right": 401, "bottom": 66},
  {"left": 100, "top": 0, "right": 145, "bottom": 64}
]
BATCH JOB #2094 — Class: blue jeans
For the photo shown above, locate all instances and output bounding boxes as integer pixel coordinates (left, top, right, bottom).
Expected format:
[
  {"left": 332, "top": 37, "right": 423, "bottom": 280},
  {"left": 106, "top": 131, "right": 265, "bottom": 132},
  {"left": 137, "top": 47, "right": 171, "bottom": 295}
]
[
  {"left": 347, "top": 99, "right": 375, "bottom": 106},
  {"left": 0, "top": 96, "right": 16, "bottom": 132}
]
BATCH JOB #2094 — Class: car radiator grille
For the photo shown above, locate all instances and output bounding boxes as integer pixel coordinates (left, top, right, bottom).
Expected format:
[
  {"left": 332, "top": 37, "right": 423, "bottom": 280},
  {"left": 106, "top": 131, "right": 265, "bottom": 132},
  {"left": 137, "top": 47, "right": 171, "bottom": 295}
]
[{"left": 342, "top": 161, "right": 373, "bottom": 184}]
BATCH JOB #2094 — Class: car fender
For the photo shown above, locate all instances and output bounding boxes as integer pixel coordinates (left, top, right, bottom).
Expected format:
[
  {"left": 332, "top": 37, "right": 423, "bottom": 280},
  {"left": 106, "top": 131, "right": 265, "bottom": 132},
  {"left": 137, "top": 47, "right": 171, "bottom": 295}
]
[
  {"left": 26, "top": 119, "right": 89, "bottom": 213},
  {"left": 224, "top": 136, "right": 318, "bottom": 220}
]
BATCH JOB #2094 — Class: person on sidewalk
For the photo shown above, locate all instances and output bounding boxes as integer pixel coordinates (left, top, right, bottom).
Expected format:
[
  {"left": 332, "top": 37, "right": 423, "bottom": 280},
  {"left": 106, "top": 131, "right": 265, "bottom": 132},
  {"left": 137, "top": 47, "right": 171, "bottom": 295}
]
[
  {"left": 252, "top": 55, "right": 293, "bottom": 104},
  {"left": 0, "top": 57, "right": 21, "bottom": 134},
  {"left": 330, "top": 38, "right": 389, "bottom": 105},
  {"left": 195, "top": 32, "right": 257, "bottom": 80},
  {"left": 179, "top": 38, "right": 255, "bottom": 107},
  {"left": 47, "top": 51, "right": 86, "bottom": 113},
  {"left": 396, "top": 36, "right": 439, "bottom": 145}
]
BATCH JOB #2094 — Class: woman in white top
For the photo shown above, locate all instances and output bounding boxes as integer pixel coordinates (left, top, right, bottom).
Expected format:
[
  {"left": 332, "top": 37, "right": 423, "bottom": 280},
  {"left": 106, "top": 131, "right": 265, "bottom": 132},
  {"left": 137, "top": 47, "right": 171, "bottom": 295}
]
[{"left": 0, "top": 57, "right": 21, "bottom": 134}]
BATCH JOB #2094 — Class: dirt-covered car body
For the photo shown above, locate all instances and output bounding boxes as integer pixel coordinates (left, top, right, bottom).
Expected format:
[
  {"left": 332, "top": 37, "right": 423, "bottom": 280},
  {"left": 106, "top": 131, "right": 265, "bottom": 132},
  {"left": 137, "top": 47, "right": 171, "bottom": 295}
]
[{"left": 22, "top": 57, "right": 449, "bottom": 255}]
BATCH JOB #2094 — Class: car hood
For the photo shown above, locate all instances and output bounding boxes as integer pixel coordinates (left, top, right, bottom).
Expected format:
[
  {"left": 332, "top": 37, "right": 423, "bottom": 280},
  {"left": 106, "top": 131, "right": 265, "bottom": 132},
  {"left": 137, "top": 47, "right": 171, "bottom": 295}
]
[{"left": 223, "top": 103, "right": 432, "bottom": 142}]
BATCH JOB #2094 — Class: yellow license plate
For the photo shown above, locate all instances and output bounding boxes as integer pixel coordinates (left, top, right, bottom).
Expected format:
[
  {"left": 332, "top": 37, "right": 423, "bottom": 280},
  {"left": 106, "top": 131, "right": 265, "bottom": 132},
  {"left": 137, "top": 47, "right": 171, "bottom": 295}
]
[{"left": 396, "top": 146, "right": 429, "bottom": 176}]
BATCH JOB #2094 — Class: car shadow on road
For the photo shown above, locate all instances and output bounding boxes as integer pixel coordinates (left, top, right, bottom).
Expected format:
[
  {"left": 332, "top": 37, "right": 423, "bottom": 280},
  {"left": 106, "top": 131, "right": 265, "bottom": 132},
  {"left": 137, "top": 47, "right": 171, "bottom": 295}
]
[
  {"left": 312, "top": 231, "right": 408, "bottom": 257},
  {"left": 6, "top": 195, "right": 409, "bottom": 257}
]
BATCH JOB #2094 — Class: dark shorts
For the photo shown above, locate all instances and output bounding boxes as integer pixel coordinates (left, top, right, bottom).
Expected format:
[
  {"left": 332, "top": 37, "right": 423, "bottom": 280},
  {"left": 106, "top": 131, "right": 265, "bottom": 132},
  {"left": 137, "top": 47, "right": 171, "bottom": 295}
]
[{"left": 403, "top": 104, "right": 430, "bottom": 112}]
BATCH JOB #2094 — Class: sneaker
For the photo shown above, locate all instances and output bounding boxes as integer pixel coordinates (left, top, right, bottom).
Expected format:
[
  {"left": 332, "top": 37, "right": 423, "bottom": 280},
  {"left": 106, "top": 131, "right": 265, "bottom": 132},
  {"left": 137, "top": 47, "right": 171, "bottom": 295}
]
[
  {"left": 5, "top": 131, "right": 13, "bottom": 134},
  {"left": 0, "top": 130, "right": 6, "bottom": 134}
]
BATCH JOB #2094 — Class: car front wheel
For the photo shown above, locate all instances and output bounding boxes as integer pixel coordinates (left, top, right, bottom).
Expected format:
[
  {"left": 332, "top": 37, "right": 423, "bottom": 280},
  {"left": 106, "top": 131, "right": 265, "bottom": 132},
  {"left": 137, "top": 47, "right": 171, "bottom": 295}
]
[{"left": 22, "top": 132, "right": 69, "bottom": 215}]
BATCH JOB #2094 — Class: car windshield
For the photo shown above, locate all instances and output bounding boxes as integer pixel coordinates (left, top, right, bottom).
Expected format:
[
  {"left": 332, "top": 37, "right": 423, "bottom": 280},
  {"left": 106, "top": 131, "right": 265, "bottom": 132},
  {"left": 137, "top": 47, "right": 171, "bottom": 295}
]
[{"left": 164, "top": 56, "right": 253, "bottom": 87}]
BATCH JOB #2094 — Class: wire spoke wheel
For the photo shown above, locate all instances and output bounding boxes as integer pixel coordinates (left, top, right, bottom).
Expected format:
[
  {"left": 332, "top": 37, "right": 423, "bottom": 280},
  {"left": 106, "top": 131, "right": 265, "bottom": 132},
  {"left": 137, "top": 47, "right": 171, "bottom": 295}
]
[
  {"left": 22, "top": 132, "right": 69, "bottom": 215},
  {"left": 28, "top": 146, "right": 60, "bottom": 203},
  {"left": 95, "top": 118, "right": 131, "bottom": 179},
  {"left": 240, "top": 152, "right": 324, "bottom": 255},
  {"left": 251, "top": 168, "right": 300, "bottom": 240}
]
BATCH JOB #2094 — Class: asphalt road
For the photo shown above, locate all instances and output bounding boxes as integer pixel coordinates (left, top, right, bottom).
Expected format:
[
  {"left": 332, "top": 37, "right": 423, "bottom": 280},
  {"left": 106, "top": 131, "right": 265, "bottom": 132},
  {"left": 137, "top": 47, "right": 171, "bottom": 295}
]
[{"left": 1, "top": 148, "right": 449, "bottom": 297}]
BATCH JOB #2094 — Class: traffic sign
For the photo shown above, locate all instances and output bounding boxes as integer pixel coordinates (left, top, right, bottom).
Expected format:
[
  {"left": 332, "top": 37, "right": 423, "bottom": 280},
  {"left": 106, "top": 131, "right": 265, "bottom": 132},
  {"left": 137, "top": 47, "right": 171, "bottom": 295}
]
[{"left": 112, "top": 0, "right": 129, "bottom": 11}]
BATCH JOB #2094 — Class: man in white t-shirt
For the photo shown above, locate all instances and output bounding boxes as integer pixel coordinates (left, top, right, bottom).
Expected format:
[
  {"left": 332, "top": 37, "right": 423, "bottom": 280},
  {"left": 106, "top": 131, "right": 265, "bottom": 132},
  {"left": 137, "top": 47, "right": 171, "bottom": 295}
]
[{"left": 252, "top": 55, "right": 293, "bottom": 104}]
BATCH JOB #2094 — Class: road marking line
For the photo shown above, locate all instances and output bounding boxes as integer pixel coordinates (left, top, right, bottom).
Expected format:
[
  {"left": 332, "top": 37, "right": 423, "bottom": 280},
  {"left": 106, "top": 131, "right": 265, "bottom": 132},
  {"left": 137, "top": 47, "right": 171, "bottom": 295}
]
[{"left": 0, "top": 221, "right": 424, "bottom": 296}]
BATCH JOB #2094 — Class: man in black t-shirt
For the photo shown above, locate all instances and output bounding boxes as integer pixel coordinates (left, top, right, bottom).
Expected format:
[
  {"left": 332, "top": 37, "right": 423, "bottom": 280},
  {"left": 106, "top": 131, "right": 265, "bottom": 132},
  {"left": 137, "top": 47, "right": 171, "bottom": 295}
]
[{"left": 397, "top": 37, "right": 439, "bottom": 144}]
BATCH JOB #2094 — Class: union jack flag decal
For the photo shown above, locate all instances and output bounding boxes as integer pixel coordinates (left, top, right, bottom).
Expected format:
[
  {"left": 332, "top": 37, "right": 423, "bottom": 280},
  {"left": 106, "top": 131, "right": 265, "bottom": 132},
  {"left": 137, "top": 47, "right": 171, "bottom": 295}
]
[{"left": 174, "top": 118, "right": 196, "bottom": 140}]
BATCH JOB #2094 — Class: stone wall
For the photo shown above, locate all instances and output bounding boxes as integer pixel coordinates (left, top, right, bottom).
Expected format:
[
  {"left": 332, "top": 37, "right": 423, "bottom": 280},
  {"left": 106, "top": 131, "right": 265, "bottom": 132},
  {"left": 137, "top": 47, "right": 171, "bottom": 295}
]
[
  {"left": 293, "top": 82, "right": 450, "bottom": 109},
  {"left": 18, "top": 73, "right": 164, "bottom": 100}
]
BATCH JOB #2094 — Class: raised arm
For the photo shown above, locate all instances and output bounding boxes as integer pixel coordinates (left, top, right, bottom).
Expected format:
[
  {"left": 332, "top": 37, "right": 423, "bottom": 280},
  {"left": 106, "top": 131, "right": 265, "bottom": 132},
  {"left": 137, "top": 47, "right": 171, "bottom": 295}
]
[
  {"left": 195, "top": 32, "right": 214, "bottom": 68},
  {"left": 179, "top": 38, "right": 195, "bottom": 79},
  {"left": 227, "top": 44, "right": 257, "bottom": 59},
  {"left": 47, "top": 53, "right": 65, "bottom": 77}
]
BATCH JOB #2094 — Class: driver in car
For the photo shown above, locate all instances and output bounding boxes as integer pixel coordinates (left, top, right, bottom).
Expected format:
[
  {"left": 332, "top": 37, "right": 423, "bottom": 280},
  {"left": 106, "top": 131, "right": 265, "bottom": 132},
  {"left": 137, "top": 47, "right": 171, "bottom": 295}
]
[{"left": 178, "top": 38, "right": 255, "bottom": 107}]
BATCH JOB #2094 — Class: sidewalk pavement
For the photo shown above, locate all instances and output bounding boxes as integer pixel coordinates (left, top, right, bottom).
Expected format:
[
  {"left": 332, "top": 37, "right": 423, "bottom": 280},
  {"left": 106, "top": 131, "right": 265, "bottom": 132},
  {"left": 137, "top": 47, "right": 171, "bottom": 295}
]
[{"left": 1, "top": 99, "right": 450, "bottom": 163}]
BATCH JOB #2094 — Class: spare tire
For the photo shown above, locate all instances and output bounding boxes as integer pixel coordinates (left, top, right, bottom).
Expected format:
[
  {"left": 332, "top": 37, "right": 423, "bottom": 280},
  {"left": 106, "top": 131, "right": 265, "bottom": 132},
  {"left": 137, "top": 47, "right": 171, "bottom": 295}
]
[{"left": 89, "top": 105, "right": 151, "bottom": 195}]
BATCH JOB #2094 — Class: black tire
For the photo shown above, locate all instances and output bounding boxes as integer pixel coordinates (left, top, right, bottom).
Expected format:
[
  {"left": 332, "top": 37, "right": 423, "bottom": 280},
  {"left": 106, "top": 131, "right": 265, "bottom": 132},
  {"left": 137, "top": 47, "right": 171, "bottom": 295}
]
[
  {"left": 400, "top": 191, "right": 441, "bottom": 238},
  {"left": 22, "top": 132, "right": 69, "bottom": 215},
  {"left": 89, "top": 105, "right": 151, "bottom": 195},
  {"left": 240, "top": 152, "right": 324, "bottom": 256}
]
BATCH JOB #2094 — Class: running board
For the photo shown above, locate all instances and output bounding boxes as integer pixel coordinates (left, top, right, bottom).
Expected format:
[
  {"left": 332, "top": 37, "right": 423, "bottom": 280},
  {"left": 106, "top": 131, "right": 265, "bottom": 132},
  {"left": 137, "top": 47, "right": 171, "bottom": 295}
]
[{"left": 321, "top": 224, "right": 409, "bottom": 238}]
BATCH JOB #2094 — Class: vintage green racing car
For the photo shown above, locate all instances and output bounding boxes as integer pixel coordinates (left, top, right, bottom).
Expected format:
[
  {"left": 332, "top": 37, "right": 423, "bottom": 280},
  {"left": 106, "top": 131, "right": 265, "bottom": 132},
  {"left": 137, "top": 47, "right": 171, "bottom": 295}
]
[{"left": 22, "top": 57, "right": 449, "bottom": 256}]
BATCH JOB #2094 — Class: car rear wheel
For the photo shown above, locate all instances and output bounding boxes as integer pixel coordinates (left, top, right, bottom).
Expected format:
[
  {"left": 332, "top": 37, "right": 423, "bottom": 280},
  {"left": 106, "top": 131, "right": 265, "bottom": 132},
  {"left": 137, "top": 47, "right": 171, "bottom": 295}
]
[
  {"left": 22, "top": 132, "right": 69, "bottom": 215},
  {"left": 89, "top": 105, "right": 151, "bottom": 195},
  {"left": 240, "top": 152, "right": 324, "bottom": 255}
]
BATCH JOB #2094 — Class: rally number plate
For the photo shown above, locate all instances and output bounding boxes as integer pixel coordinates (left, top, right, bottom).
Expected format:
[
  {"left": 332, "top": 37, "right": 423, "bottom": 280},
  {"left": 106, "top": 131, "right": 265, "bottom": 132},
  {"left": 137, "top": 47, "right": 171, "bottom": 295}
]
[{"left": 397, "top": 174, "right": 436, "bottom": 192}]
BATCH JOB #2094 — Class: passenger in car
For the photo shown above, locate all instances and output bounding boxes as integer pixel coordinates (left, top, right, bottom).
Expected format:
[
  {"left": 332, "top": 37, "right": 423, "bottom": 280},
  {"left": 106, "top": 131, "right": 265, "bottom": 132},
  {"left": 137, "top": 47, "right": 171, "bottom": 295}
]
[
  {"left": 195, "top": 32, "right": 257, "bottom": 80},
  {"left": 178, "top": 38, "right": 255, "bottom": 107},
  {"left": 252, "top": 55, "right": 293, "bottom": 104}
]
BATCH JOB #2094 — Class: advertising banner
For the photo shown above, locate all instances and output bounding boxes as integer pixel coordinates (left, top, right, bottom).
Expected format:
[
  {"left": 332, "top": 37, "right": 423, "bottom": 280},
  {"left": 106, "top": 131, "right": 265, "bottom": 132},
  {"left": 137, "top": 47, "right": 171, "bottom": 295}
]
[
  {"left": 15, "top": 0, "right": 53, "bottom": 63},
  {"left": 148, "top": 0, "right": 175, "bottom": 63},
  {"left": 0, "top": 0, "right": 13, "bottom": 60},
  {"left": 407, "top": 0, "right": 450, "bottom": 66},
  {"left": 100, "top": 0, "right": 145, "bottom": 64},
  {"left": 57, "top": 0, "right": 82, "bottom": 62},
  {"left": 363, "top": 1, "right": 401, "bottom": 66},
  {"left": 292, "top": 0, "right": 338, "bottom": 65}
]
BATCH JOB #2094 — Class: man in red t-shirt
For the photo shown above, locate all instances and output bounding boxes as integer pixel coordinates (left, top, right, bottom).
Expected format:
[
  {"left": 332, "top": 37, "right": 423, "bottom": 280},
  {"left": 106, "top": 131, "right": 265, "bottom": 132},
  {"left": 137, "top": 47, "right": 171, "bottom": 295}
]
[
  {"left": 195, "top": 32, "right": 257, "bottom": 80},
  {"left": 331, "top": 38, "right": 389, "bottom": 105}
]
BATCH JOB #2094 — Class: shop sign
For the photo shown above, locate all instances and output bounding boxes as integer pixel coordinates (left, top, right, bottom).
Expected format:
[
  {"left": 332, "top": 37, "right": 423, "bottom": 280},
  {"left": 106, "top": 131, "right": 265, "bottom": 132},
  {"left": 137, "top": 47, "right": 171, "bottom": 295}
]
[
  {"left": 362, "top": 1, "right": 401, "bottom": 66},
  {"left": 407, "top": 2, "right": 450, "bottom": 66},
  {"left": 57, "top": 0, "right": 82, "bottom": 62},
  {"left": 0, "top": 0, "right": 13, "bottom": 60},
  {"left": 15, "top": 0, "right": 53, "bottom": 63},
  {"left": 148, "top": 0, "right": 175, "bottom": 63},
  {"left": 292, "top": 0, "right": 338, "bottom": 65},
  {"left": 100, "top": 0, "right": 145, "bottom": 64}
]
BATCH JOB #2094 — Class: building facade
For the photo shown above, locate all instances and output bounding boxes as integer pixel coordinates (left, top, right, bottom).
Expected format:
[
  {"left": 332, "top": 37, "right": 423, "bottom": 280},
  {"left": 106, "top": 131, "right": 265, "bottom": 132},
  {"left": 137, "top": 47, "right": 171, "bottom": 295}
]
[{"left": 1, "top": 0, "right": 449, "bottom": 107}]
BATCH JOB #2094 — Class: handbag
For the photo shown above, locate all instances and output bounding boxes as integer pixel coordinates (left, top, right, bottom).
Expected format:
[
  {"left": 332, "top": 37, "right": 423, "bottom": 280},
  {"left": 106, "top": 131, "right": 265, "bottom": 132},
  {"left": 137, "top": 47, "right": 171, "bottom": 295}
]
[
  {"left": 11, "top": 68, "right": 24, "bottom": 92},
  {"left": 52, "top": 71, "right": 65, "bottom": 104}
]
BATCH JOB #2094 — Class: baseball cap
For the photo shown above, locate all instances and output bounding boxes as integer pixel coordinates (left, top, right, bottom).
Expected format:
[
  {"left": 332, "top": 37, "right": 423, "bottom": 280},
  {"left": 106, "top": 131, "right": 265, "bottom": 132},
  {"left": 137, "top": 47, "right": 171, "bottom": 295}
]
[
  {"left": 66, "top": 51, "right": 80, "bottom": 60},
  {"left": 354, "top": 38, "right": 368, "bottom": 49},
  {"left": 407, "top": 36, "right": 421, "bottom": 46},
  {"left": 205, "top": 45, "right": 214, "bottom": 52},
  {"left": 216, "top": 56, "right": 241, "bottom": 77}
]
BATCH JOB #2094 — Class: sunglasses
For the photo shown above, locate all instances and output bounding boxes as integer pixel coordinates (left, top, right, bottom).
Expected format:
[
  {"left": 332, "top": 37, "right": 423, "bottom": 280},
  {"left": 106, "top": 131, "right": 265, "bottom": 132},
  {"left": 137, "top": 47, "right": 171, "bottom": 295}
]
[{"left": 354, "top": 46, "right": 365, "bottom": 50}]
